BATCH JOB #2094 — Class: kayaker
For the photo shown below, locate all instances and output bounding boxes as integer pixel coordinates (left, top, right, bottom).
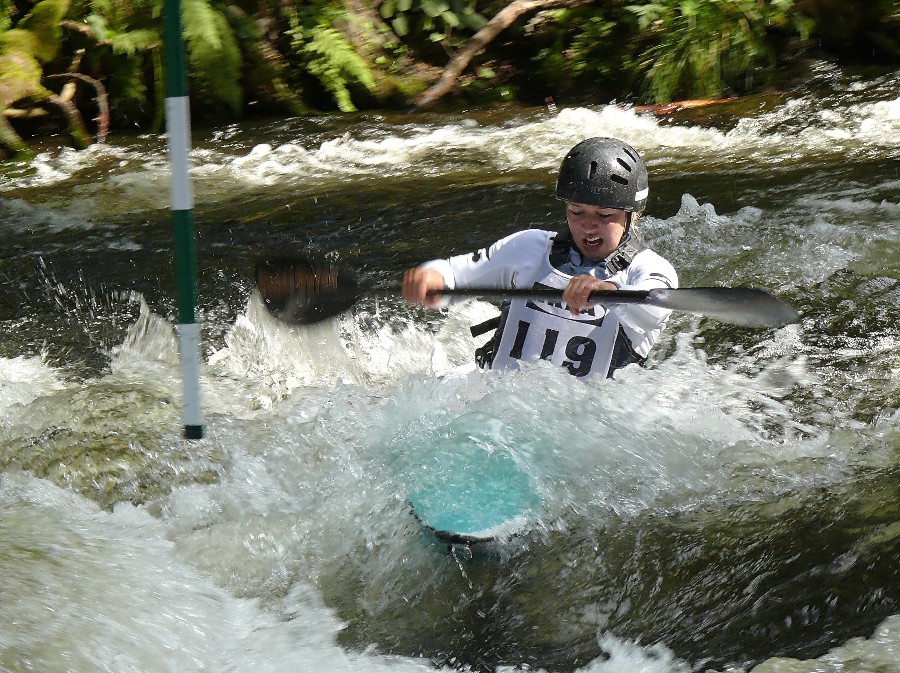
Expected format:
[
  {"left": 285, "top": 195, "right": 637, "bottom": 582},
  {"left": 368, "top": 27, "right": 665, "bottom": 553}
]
[{"left": 401, "top": 137, "right": 678, "bottom": 379}]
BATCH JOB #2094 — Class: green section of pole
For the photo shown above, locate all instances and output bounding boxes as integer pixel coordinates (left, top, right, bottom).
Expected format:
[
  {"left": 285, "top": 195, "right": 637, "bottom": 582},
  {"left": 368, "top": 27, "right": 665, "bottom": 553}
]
[
  {"left": 171, "top": 208, "right": 198, "bottom": 325},
  {"left": 163, "top": 0, "right": 204, "bottom": 440},
  {"left": 163, "top": 0, "right": 188, "bottom": 99}
]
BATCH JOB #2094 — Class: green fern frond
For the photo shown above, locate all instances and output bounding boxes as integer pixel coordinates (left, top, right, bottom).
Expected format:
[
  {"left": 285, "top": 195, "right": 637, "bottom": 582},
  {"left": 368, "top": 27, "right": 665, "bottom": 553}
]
[
  {"left": 300, "top": 25, "right": 375, "bottom": 112},
  {"left": 182, "top": 0, "right": 243, "bottom": 113},
  {"left": 108, "top": 28, "right": 159, "bottom": 55},
  {"left": 108, "top": 54, "right": 150, "bottom": 118},
  {"left": 89, "top": 0, "right": 155, "bottom": 31},
  {"left": 627, "top": 0, "right": 799, "bottom": 102},
  {"left": 182, "top": 0, "right": 225, "bottom": 50}
]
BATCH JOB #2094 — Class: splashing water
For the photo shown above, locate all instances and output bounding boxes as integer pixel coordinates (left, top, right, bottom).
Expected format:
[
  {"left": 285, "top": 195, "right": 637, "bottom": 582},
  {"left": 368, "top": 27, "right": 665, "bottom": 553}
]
[{"left": 1, "top": 77, "right": 898, "bottom": 672}]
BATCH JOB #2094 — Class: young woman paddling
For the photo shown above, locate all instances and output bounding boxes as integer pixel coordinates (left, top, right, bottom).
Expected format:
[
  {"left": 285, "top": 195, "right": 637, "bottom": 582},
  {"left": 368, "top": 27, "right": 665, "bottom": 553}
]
[{"left": 401, "top": 137, "right": 678, "bottom": 379}]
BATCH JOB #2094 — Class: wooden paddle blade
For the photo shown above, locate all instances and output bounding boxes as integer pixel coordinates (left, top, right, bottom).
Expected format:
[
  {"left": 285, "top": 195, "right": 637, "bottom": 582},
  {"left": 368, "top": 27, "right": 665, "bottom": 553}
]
[
  {"left": 255, "top": 256, "right": 362, "bottom": 324},
  {"left": 645, "top": 287, "right": 799, "bottom": 327}
]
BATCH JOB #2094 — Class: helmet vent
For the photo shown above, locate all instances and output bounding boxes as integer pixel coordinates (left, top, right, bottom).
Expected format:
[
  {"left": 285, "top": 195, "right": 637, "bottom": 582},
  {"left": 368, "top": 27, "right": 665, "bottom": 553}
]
[
  {"left": 617, "top": 158, "right": 632, "bottom": 172},
  {"left": 610, "top": 174, "right": 629, "bottom": 185},
  {"left": 623, "top": 147, "right": 638, "bottom": 161},
  {"left": 589, "top": 161, "right": 598, "bottom": 179}
]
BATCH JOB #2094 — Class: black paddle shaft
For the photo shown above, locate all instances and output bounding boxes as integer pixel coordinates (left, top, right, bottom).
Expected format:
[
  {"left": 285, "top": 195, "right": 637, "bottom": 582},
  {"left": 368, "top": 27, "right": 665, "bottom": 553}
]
[
  {"left": 431, "top": 286, "right": 798, "bottom": 328},
  {"left": 432, "top": 286, "right": 650, "bottom": 303},
  {"left": 255, "top": 256, "right": 799, "bottom": 328}
]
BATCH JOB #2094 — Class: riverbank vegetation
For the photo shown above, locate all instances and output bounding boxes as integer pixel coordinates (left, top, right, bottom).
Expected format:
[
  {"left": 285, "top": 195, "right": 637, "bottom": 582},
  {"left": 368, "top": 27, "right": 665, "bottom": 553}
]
[{"left": 1, "top": 0, "right": 898, "bottom": 156}]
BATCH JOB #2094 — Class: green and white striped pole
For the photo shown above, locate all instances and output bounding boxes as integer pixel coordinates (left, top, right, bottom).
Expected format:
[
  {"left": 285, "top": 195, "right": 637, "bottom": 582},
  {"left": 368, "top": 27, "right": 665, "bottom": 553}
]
[{"left": 163, "top": 0, "right": 203, "bottom": 440}]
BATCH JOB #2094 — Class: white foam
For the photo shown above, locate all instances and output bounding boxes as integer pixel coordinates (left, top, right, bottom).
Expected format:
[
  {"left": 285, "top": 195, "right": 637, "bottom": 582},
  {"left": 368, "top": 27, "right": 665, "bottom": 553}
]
[
  {"left": 6, "top": 92, "right": 897, "bottom": 219},
  {"left": 0, "top": 355, "right": 66, "bottom": 414},
  {"left": 0, "top": 472, "right": 438, "bottom": 673}
]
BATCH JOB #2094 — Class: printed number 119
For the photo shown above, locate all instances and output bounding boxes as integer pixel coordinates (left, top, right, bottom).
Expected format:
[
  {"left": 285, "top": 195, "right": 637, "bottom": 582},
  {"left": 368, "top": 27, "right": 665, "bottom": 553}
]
[{"left": 509, "top": 320, "right": 596, "bottom": 377}]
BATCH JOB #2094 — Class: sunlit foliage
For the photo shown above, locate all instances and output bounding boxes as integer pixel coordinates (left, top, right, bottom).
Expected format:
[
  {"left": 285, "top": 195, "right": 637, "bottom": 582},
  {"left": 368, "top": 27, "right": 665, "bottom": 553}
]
[
  {"left": 284, "top": 1, "right": 376, "bottom": 112},
  {"left": 3, "top": 0, "right": 896, "bottom": 138},
  {"left": 69, "top": 0, "right": 241, "bottom": 128},
  {"left": 0, "top": 0, "right": 16, "bottom": 32},
  {"left": 627, "top": 0, "right": 813, "bottom": 102},
  {"left": 379, "top": 0, "right": 487, "bottom": 46}
]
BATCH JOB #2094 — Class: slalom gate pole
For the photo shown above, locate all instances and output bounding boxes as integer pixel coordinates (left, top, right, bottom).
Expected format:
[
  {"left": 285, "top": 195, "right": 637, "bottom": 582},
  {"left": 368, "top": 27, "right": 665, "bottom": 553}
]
[{"left": 163, "top": 0, "right": 203, "bottom": 439}]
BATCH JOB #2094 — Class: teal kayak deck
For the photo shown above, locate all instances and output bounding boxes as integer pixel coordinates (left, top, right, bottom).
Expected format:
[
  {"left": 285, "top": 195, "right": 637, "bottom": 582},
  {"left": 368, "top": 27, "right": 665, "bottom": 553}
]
[{"left": 407, "top": 445, "right": 540, "bottom": 546}]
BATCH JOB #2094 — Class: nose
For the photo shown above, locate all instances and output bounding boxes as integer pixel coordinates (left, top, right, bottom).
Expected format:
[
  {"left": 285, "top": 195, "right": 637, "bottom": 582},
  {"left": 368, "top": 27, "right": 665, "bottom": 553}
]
[{"left": 580, "top": 214, "right": 603, "bottom": 230}]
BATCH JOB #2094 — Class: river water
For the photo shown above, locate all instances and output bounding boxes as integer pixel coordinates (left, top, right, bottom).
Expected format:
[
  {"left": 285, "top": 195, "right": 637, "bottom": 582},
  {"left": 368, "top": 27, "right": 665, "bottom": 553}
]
[{"left": 1, "top": 67, "right": 898, "bottom": 673}]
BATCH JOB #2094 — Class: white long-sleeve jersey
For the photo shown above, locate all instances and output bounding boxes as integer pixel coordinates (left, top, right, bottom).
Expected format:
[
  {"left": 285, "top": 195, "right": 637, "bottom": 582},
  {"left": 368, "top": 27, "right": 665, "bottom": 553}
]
[{"left": 421, "top": 228, "right": 678, "bottom": 378}]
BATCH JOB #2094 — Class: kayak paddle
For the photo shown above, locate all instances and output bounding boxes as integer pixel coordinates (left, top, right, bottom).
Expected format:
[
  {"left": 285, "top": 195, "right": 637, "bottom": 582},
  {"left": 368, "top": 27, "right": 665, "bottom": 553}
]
[{"left": 255, "top": 255, "right": 800, "bottom": 328}]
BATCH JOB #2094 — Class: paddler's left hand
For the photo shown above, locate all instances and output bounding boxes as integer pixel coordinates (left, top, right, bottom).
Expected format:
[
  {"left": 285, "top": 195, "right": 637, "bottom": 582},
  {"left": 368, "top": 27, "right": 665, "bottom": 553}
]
[{"left": 563, "top": 275, "right": 619, "bottom": 316}]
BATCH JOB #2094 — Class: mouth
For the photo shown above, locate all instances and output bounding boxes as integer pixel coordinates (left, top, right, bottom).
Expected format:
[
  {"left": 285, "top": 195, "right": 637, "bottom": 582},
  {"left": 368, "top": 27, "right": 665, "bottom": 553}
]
[{"left": 579, "top": 236, "right": 608, "bottom": 262}]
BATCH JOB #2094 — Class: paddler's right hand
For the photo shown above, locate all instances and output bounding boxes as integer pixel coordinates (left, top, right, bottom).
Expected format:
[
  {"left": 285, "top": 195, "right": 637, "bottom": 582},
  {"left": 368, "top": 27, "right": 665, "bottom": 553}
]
[
  {"left": 563, "top": 275, "right": 619, "bottom": 315},
  {"left": 402, "top": 267, "right": 446, "bottom": 308}
]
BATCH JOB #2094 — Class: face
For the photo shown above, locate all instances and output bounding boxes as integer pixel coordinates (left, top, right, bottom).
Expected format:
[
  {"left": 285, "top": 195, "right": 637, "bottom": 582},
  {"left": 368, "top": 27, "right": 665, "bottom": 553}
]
[{"left": 565, "top": 202, "right": 628, "bottom": 262}]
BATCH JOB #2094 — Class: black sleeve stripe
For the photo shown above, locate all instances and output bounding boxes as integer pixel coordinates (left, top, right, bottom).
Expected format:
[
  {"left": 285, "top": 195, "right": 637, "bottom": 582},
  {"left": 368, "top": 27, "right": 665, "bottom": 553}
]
[{"left": 648, "top": 272, "right": 673, "bottom": 288}]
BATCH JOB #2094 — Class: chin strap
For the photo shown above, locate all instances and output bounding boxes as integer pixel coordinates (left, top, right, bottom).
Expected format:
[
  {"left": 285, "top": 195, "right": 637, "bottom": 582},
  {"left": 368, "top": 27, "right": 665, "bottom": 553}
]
[
  {"left": 605, "top": 225, "right": 645, "bottom": 273},
  {"left": 549, "top": 222, "right": 645, "bottom": 274}
]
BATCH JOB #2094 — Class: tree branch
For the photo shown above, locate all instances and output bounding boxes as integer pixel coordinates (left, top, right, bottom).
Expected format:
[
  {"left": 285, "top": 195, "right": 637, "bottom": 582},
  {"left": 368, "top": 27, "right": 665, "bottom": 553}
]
[
  {"left": 412, "top": 0, "right": 589, "bottom": 111},
  {"left": 46, "top": 72, "right": 109, "bottom": 143}
]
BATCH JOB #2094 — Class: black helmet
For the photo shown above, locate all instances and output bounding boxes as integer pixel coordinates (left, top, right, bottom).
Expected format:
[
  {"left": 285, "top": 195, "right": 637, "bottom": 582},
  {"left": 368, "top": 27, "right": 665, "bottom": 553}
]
[{"left": 555, "top": 137, "right": 649, "bottom": 212}]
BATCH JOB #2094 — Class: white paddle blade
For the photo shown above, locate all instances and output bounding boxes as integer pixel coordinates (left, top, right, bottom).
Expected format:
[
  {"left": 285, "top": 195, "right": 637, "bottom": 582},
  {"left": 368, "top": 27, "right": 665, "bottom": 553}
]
[{"left": 646, "top": 288, "right": 799, "bottom": 327}]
